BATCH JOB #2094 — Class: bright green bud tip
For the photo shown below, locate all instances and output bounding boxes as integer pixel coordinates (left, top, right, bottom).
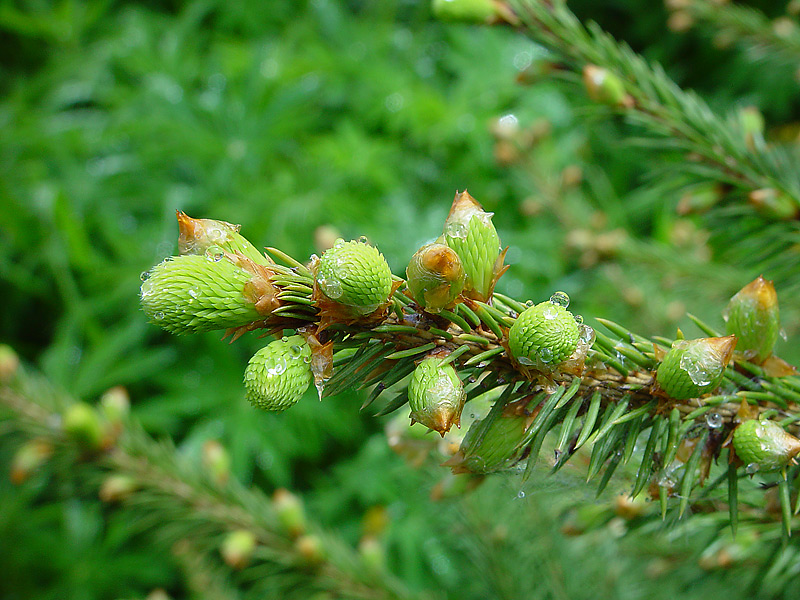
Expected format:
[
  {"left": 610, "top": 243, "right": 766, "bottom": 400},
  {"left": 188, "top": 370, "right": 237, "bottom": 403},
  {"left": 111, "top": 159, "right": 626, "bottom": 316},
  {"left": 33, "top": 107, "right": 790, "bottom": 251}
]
[
  {"left": 433, "top": 0, "right": 496, "bottom": 23},
  {"left": 656, "top": 336, "right": 736, "bottom": 400},
  {"left": 443, "top": 191, "right": 504, "bottom": 302},
  {"left": 316, "top": 239, "right": 393, "bottom": 314},
  {"left": 63, "top": 402, "right": 104, "bottom": 450},
  {"left": 406, "top": 243, "right": 465, "bottom": 313},
  {"left": 733, "top": 418, "right": 800, "bottom": 473},
  {"left": 723, "top": 276, "right": 779, "bottom": 363},
  {"left": 221, "top": 529, "right": 257, "bottom": 569},
  {"left": 446, "top": 401, "right": 531, "bottom": 474},
  {"left": 244, "top": 336, "right": 312, "bottom": 411},
  {"left": 508, "top": 299, "right": 580, "bottom": 367},
  {"left": 582, "top": 65, "right": 630, "bottom": 107},
  {"left": 408, "top": 355, "right": 466, "bottom": 435},
  {"left": 177, "top": 211, "right": 267, "bottom": 264},
  {"left": 141, "top": 254, "right": 264, "bottom": 335}
]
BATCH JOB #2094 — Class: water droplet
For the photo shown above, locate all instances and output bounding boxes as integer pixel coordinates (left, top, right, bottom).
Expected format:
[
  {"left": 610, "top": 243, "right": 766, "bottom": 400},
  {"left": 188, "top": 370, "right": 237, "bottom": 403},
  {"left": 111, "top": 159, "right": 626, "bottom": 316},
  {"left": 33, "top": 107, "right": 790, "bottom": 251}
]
[
  {"left": 525, "top": 300, "right": 535, "bottom": 307},
  {"left": 541, "top": 305, "right": 558, "bottom": 320},
  {"left": 445, "top": 221, "right": 468, "bottom": 239},
  {"left": 315, "top": 381, "right": 325, "bottom": 401},
  {"left": 268, "top": 357, "right": 287, "bottom": 376},
  {"left": 549, "top": 291, "right": 570, "bottom": 308},
  {"left": 333, "top": 239, "right": 345, "bottom": 249},
  {"left": 357, "top": 235, "right": 368, "bottom": 244},
  {"left": 154, "top": 311, "right": 165, "bottom": 321},
  {"left": 516, "top": 490, "right": 526, "bottom": 499},
  {"left": 539, "top": 347, "right": 553, "bottom": 363},
  {"left": 705, "top": 412, "right": 723, "bottom": 429},
  {"left": 679, "top": 344, "right": 721, "bottom": 387},
  {"left": 476, "top": 361, "right": 488, "bottom": 368},
  {"left": 573, "top": 314, "right": 584, "bottom": 325},
  {"left": 288, "top": 344, "right": 303, "bottom": 359},
  {"left": 140, "top": 271, "right": 150, "bottom": 282},
  {"left": 188, "top": 287, "right": 198, "bottom": 299},
  {"left": 780, "top": 328, "right": 788, "bottom": 342},
  {"left": 205, "top": 248, "right": 224, "bottom": 262},
  {"left": 745, "top": 462, "right": 760, "bottom": 474},
  {"left": 319, "top": 276, "right": 343, "bottom": 299},
  {"left": 517, "top": 356, "right": 534, "bottom": 366}
]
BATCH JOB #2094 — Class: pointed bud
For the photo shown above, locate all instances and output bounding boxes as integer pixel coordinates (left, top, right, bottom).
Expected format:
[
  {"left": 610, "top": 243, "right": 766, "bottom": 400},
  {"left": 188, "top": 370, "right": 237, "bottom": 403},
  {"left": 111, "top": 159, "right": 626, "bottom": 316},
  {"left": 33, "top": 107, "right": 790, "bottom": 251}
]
[
  {"left": 141, "top": 253, "right": 275, "bottom": 334},
  {"left": 508, "top": 296, "right": 580, "bottom": 367},
  {"left": 443, "top": 191, "right": 507, "bottom": 301},
  {"left": 656, "top": 336, "right": 736, "bottom": 400},
  {"left": 315, "top": 239, "right": 393, "bottom": 316},
  {"left": 176, "top": 211, "right": 268, "bottom": 265},
  {"left": 358, "top": 536, "right": 385, "bottom": 573},
  {"left": 202, "top": 440, "right": 231, "bottom": 485},
  {"left": 0, "top": 344, "right": 20, "bottom": 383},
  {"left": 408, "top": 355, "right": 466, "bottom": 436},
  {"left": 10, "top": 439, "right": 53, "bottom": 484},
  {"left": 733, "top": 418, "right": 800, "bottom": 473},
  {"left": 99, "top": 475, "right": 139, "bottom": 503},
  {"left": 220, "top": 529, "right": 257, "bottom": 570},
  {"left": 273, "top": 488, "right": 307, "bottom": 538},
  {"left": 738, "top": 106, "right": 765, "bottom": 151},
  {"left": 244, "top": 336, "right": 312, "bottom": 412},
  {"left": 723, "top": 276, "right": 780, "bottom": 363},
  {"left": 62, "top": 402, "right": 105, "bottom": 451},
  {"left": 295, "top": 534, "right": 325, "bottom": 566},
  {"left": 432, "top": 0, "right": 497, "bottom": 23},
  {"left": 100, "top": 386, "right": 130, "bottom": 426},
  {"left": 583, "top": 65, "right": 632, "bottom": 108},
  {"left": 406, "top": 243, "right": 465, "bottom": 313},
  {"left": 748, "top": 188, "right": 799, "bottom": 220},
  {"left": 445, "top": 400, "right": 533, "bottom": 474}
]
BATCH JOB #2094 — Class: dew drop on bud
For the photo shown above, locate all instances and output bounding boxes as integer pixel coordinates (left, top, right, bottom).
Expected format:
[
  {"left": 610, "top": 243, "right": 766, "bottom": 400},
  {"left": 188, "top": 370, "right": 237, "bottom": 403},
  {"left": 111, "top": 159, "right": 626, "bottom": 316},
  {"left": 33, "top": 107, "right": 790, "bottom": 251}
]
[
  {"left": 289, "top": 345, "right": 303, "bottom": 359},
  {"left": 573, "top": 314, "right": 583, "bottom": 325},
  {"left": 140, "top": 271, "right": 150, "bottom": 282},
  {"left": 357, "top": 235, "right": 368, "bottom": 244},
  {"left": 745, "top": 462, "right": 760, "bottom": 474},
  {"left": 320, "top": 277, "right": 343, "bottom": 299},
  {"left": 445, "top": 221, "right": 468, "bottom": 239},
  {"left": 705, "top": 412, "right": 723, "bottom": 429},
  {"left": 268, "top": 357, "right": 287, "bottom": 376},
  {"left": 517, "top": 356, "right": 534, "bottom": 366},
  {"left": 525, "top": 300, "right": 534, "bottom": 307},
  {"left": 579, "top": 324, "right": 595, "bottom": 345},
  {"left": 539, "top": 347, "right": 553, "bottom": 363},
  {"left": 205, "top": 248, "right": 224, "bottom": 262},
  {"left": 549, "top": 291, "right": 570, "bottom": 308},
  {"left": 780, "top": 328, "right": 788, "bottom": 342},
  {"left": 154, "top": 311, "right": 165, "bottom": 321}
]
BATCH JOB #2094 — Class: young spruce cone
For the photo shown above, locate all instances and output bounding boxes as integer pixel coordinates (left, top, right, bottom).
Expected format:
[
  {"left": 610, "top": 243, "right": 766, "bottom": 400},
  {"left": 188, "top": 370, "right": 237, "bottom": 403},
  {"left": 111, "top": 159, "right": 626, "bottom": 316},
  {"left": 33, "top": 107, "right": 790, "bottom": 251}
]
[
  {"left": 244, "top": 336, "right": 313, "bottom": 411},
  {"left": 408, "top": 355, "right": 466, "bottom": 436}
]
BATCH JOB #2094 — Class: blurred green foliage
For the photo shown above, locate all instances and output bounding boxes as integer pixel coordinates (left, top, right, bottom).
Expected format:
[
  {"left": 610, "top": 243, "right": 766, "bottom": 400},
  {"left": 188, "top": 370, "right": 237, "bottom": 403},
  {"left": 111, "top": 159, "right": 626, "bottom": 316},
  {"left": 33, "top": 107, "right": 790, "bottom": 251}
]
[{"left": 2, "top": 0, "right": 799, "bottom": 598}]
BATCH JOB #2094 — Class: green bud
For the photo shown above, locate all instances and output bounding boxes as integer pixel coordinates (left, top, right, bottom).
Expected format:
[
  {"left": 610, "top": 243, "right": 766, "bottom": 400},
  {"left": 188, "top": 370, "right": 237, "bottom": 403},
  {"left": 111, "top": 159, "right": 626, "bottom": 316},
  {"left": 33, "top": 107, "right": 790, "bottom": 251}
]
[
  {"left": 748, "top": 188, "right": 799, "bottom": 221},
  {"left": 10, "top": 439, "right": 52, "bottom": 485},
  {"left": 406, "top": 243, "right": 465, "bottom": 313},
  {"left": 443, "top": 191, "right": 506, "bottom": 302},
  {"left": 221, "top": 529, "right": 257, "bottom": 570},
  {"left": 508, "top": 296, "right": 580, "bottom": 367},
  {"left": 141, "top": 254, "right": 273, "bottom": 335},
  {"left": 99, "top": 475, "right": 139, "bottom": 503},
  {"left": 656, "top": 336, "right": 736, "bottom": 400},
  {"left": 723, "top": 276, "right": 780, "bottom": 363},
  {"left": 202, "top": 439, "right": 231, "bottom": 485},
  {"left": 733, "top": 418, "right": 800, "bottom": 473},
  {"left": 408, "top": 355, "right": 466, "bottom": 436},
  {"left": 0, "top": 344, "right": 20, "bottom": 382},
  {"left": 244, "top": 336, "right": 312, "bottom": 411},
  {"left": 273, "top": 488, "right": 307, "bottom": 538},
  {"left": 432, "top": 0, "right": 496, "bottom": 23},
  {"left": 63, "top": 402, "right": 105, "bottom": 451},
  {"left": 316, "top": 239, "right": 393, "bottom": 316},
  {"left": 295, "top": 534, "right": 325, "bottom": 566},
  {"left": 582, "top": 65, "right": 631, "bottom": 108},
  {"left": 738, "top": 106, "right": 765, "bottom": 151},
  {"left": 177, "top": 211, "right": 268, "bottom": 265},
  {"left": 100, "top": 386, "right": 130, "bottom": 425},
  {"left": 445, "top": 401, "right": 532, "bottom": 474}
]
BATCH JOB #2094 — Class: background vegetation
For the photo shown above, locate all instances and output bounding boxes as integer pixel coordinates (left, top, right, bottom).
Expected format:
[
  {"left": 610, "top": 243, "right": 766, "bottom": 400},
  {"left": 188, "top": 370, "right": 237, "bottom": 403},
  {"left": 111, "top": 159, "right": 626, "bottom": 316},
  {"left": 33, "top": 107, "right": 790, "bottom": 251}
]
[{"left": 2, "top": 0, "right": 799, "bottom": 598}]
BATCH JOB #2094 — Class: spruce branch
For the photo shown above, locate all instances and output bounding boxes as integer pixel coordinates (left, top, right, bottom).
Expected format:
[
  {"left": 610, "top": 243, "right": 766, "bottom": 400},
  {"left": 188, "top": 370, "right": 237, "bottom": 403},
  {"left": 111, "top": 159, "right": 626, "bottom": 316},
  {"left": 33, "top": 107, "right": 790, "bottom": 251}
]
[
  {"left": 673, "top": 0, "right": 800, "bottom": 69},
  {"left": 0, "top": 368, "right": 421, "bottom": 600},
  {"left": 503, "top": 0, "right": 800, "bottom": 214},
  {"left": 131, "top": 199, "right": 800, "bottom": 532}
]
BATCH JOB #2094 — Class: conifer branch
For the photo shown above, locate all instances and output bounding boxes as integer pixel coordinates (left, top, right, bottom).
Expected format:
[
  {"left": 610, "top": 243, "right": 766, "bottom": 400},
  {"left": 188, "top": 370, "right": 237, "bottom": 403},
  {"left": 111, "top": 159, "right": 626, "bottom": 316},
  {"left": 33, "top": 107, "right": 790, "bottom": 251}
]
[
  {"left": 675, "top": 0, "right": 800, "bottom": 68},
  {"left": 504, "top": 0, "right": 800, "bottom": 213},
  {"left": 0, "top": 369, "right": 420, "bottom": 600}
]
